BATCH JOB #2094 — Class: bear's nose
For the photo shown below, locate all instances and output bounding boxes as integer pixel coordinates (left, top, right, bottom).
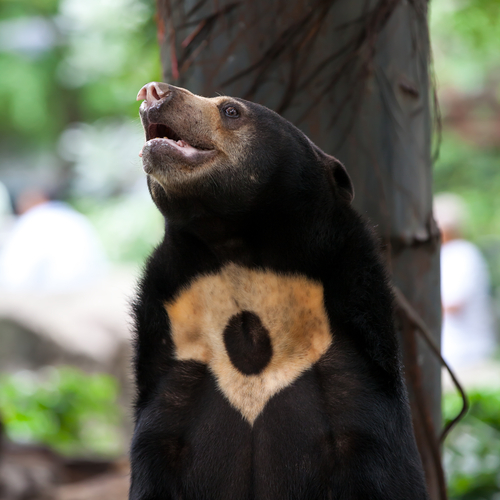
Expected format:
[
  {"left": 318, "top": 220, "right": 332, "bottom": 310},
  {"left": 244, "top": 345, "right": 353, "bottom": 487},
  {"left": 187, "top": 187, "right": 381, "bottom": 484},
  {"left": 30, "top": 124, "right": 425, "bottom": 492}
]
[{"left": 137, "top": 82, "right": 172, "bottom": 107}]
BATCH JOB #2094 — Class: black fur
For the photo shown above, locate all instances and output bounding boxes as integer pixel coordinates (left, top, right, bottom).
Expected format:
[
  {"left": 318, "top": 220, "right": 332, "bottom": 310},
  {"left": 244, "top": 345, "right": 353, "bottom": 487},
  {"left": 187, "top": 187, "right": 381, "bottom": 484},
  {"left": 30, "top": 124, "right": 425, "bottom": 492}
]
[{"left": 130, "top": 85, "right": 429, "bottom": 500}]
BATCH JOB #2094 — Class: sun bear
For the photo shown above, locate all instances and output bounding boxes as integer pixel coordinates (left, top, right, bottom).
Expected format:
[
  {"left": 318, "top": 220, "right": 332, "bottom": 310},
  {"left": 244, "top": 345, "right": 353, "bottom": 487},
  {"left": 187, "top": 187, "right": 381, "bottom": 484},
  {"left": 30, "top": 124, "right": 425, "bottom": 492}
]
[{"left": 130, "top": 81, "right": 429, "bottom": 500}]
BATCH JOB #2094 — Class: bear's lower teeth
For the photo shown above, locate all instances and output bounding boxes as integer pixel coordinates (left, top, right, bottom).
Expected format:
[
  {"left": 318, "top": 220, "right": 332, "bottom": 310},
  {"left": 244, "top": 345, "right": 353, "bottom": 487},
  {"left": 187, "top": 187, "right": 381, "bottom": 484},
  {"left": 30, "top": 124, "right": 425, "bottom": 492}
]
[{"left": 160, "top": 137, "right": 187, "bottom": 147}]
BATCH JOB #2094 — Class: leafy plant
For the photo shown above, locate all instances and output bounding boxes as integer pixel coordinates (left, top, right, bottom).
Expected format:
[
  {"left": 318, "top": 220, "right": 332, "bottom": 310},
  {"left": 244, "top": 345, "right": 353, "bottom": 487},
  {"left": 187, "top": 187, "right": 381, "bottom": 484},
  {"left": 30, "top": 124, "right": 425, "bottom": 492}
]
[
  {"left": 443, "top": 389, "right": 500, "bottom": 499},
  {"left": 0, "top": 366, "right": 123, "bottom": 457}
]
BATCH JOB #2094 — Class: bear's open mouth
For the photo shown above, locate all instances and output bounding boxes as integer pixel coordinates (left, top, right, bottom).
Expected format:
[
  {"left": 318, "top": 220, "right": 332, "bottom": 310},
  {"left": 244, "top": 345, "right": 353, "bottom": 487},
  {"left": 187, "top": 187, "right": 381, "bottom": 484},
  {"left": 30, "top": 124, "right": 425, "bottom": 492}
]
[{"left": 141, "top": 123, "right": 213, "bottom": 159}]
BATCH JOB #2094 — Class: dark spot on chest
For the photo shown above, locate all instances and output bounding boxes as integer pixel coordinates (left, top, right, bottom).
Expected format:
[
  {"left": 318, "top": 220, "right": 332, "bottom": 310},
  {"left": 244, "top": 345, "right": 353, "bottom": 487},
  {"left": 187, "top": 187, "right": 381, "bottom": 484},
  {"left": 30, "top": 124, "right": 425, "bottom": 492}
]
[{"left": 223, "top": 311, "right": 273, "bottom": 375}]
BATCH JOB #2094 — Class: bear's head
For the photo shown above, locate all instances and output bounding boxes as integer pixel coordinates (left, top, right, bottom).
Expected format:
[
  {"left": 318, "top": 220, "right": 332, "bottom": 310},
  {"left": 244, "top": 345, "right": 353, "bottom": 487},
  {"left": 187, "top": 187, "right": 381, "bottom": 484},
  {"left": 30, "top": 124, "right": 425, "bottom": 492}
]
[{"left": 137, "top": 82, "right": 353, "bottom": 222}]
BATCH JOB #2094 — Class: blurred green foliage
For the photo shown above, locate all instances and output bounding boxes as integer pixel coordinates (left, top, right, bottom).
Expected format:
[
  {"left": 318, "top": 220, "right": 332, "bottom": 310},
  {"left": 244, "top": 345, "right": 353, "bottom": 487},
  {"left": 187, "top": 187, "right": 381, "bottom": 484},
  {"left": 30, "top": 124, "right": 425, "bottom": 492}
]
[
  {"left": 452, "top": 0, "right": 500, "bottom": 52},
  {"left": 0, "top": 366, "right": 123, "bottom": 457},
  {"left": 444, "top": 389, "right": 500, "bottom": 500},
  {"left": 434, "top": 133, "right": 500, "bottom": 239},
  {"left": 430, "top": 0, "right": 500, "bottom": 91},
  {"left": 0, "top": 0, "right": 161, "bottom": 150}
]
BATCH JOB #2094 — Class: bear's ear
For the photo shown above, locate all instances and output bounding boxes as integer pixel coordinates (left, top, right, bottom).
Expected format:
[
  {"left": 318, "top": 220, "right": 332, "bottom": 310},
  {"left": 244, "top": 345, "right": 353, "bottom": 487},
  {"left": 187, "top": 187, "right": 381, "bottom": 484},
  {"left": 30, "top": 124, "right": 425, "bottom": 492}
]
[
  {"left": 324, "top": 156, "right": 354, "bottom": 205},
  {"left": 147, "top": 176, "right": 169, "bottom": 216}
]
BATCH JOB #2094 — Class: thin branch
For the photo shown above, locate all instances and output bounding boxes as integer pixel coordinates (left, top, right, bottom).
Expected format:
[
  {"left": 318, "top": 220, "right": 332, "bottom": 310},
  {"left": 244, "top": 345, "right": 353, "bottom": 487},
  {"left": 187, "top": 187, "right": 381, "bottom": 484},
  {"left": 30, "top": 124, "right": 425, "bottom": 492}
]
[{"left": 393, "top": 285, "right": 469, "bottom": 444}]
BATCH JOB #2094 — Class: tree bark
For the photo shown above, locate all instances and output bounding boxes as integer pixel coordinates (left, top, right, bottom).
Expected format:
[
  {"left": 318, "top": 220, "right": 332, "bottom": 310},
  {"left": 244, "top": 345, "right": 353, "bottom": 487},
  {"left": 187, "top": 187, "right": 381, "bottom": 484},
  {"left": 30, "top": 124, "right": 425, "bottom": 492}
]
[{"left": 156, "top": 0, "right": 444, "bottom": 497}]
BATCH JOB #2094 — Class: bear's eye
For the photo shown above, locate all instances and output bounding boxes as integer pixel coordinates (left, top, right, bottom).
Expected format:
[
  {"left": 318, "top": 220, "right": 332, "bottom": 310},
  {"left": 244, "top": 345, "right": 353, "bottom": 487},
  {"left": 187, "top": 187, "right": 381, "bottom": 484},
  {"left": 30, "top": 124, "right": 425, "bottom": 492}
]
[{"left": 224, "top": 106, "right": 240, "bottom": 118}]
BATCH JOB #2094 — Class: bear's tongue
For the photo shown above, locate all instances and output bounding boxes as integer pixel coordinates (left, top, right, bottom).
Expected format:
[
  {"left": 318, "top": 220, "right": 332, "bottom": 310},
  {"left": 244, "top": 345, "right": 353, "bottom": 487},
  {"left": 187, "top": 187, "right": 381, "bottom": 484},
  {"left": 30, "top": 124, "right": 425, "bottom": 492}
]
[{"left": 139, "top": 137, "right": 201, "bottom": 158}]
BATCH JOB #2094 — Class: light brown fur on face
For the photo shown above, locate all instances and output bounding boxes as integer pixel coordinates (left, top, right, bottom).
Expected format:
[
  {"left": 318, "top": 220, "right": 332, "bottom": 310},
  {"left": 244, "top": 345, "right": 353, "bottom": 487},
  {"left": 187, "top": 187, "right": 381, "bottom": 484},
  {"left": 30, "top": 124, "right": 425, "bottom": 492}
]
[
  {"left": 164, "top": 264, "right": 333, "bottom": 424},
  {"left": 140, "top": 86, "right": 256, "bottom": 191}
]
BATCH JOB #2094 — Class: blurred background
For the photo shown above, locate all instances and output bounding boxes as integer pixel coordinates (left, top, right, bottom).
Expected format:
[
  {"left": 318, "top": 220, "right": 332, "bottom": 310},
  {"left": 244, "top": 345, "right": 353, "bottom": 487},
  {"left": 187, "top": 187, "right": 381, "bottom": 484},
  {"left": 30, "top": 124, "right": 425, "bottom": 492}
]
[
  {"left": 0, "top": 0, "right": 499, "bottom": 498},
  {"left": 431, "top": 2, "right": 500, "bottom": 498},
  {"left": 0, "top": 0, "right": 163, "bottom": 497}
]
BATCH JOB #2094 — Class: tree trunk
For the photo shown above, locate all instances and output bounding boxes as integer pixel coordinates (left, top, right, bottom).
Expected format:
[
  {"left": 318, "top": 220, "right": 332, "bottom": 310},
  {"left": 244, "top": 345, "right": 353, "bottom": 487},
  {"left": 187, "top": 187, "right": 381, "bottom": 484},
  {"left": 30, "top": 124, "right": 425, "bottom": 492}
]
[{"left": 156, "top": 0, "right": 444, "bottom": 497}]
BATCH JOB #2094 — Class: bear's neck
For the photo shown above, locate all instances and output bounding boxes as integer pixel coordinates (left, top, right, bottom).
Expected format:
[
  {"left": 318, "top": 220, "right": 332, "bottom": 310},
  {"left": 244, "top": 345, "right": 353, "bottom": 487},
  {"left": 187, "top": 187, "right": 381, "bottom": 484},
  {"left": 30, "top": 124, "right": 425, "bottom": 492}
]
[
  {"left": 179, "top": 214, "right": 252, "bottom": 262},
  {"left": 165, "top": 193, "right": 339, "bottom": 273}
]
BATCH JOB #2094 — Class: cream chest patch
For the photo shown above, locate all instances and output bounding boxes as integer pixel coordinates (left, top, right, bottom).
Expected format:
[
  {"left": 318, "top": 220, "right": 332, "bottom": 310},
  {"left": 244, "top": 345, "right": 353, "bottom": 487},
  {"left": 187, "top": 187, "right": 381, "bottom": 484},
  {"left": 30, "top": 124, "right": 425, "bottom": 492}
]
[{"left": 164, "top": 263, "right": 332, "bottom": 424}]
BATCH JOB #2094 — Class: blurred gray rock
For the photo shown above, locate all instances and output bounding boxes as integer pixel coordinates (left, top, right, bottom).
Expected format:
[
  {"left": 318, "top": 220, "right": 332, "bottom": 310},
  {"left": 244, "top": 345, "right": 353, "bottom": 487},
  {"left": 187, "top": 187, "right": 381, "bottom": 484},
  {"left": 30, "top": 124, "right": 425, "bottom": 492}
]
[{"left": 0, "top": 267, "right": 137, "bottom": 377}]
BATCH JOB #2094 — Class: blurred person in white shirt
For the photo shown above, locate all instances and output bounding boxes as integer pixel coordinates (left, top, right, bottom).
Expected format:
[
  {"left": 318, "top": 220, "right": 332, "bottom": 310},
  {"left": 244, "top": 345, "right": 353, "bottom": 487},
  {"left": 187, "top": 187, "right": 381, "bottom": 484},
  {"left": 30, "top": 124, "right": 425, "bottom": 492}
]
[
  {"left": 0, "top": 187, "right": 106, "bottom": 293},
  {"left": 434, "top": 193, "right": 496, "bottom": 369},
  {"left": 0, "top": 181, "right": 14, "bottom": 250}
]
